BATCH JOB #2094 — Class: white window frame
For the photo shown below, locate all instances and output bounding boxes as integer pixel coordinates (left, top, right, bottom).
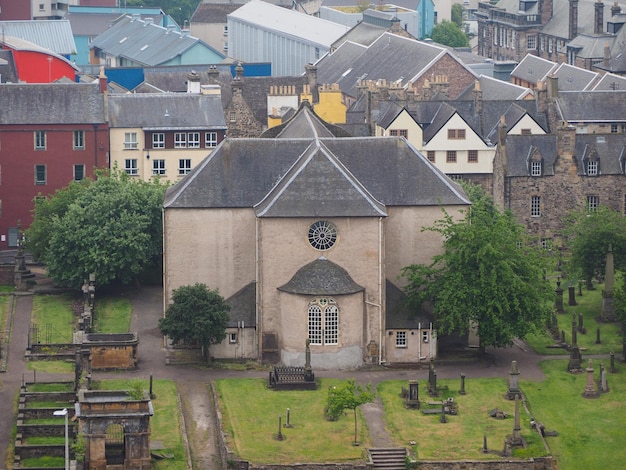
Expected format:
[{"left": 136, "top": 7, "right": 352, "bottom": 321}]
[
  {"left": 531, "top": 195, "right": 542, "bottom": 217},
  {"left": 527, "top": 34, "right": 536, "bottom": 50},
  {"left": 587, "top": 195, "right": 599, "bottom": 211},
  {"left": 229, "top": 332, "right": 237, "bottom": 343},
  {"left": 174, "top": 133, "right": 187, "bottom": 148},
  {"left": 35, "top": 165, "right": 46, "bottom": 185},
  {"left": 152, "top": 159, "right": 166, "bottom": 176},
  {"left": 188, "top": 132, "right": 200, "bottom": 148},
  {"left": 396, "top": 331, "right": 407, "bottom": 348},
  {"left": 308, "top": 298, "right": 338, "bottom": 346},
  {"left": 73, "top": 130, "right": 85, "bottom": 150},
  {"left": 152, "top": 133, "right": 165, "bottom": 149},
  {"left": 125, "top": 159, "right": 138, "bottom": 176},
  {"left": 178, "top": 159, "right": 192, "bottom": 175},
  {"left": 587, "top": 160, "right": 598, "bottom": 175},
  {"left": 205, "top": 132, "right": 218, "bottom": 148},
  {"left": 124, "top": 132, "right": 138, "bottom": 150},
  {"left": 35, "top": 131, "right": 46, "bottom": 150},
  {"left": 531, "top": 160, "right": 542, "bottom": 176}
]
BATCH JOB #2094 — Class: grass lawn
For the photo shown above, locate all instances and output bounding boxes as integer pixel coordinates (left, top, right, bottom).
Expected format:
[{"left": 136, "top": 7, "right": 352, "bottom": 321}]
[
  {"left": 27, "top": 360, "right": 75, "bottom": 374},
  {"left": 378, "top": 378, "right": 545, "bottom": 460},
  {"left": 19, "top": 456, "right": 65, "bottom": 468},
  {"left": 521, "top": 360, "right": 626, "bottom": 470},
  {"left": 216, "top": 378, "right": 370, "bottom": 464},
  {"left": 94, "top": 296, "right": 132, "bottom": 333},
  {"left": 31, "top": 294, "right": 76, "bottom": 344},
  {"left": 26, "top": 382, "right": 74, "bottom": 393},
  {"left": 0, "top": 294, "right": 11, "bottom": 339},
  {"left": 525, "top": 280, "right": 622, "bottom": 355},
  {"left": 94, "top": 379, "right": 186, "bottom": 470}
]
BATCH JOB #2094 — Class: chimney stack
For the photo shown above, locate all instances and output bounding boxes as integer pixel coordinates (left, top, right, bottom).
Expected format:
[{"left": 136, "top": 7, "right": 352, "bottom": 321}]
[
  {"left": 595, "top": 0, "right": 605, "bottom": 34},
  {"left": 473, "top": 80, "right": 483, "bottom": 114},
  {"left": 187, "top": 70, "right": 201, "bottom": 93},
  {"left": 569, "top": 0, "right": 579, "bottom": 39},
  {"left": 98, "top": 66, "right": 107, "bottom": 94},
  {"left": 611, "top": 1, "right": 621, "bottom": 16}
]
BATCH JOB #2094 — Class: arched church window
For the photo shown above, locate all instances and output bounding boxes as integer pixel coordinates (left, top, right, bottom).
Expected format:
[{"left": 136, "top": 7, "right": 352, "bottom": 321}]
[
  {"left": 308, "top": 298, "right": 338, "bottom": 345},
  {"left": 308, "top": 221, "right": 337, "bottom": 250}
]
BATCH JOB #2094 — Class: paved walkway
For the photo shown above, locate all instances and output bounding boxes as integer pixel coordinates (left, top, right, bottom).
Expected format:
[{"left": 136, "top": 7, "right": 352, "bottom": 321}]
[{"left": 0, "top": 281, "right": 556, "bottom": 469}]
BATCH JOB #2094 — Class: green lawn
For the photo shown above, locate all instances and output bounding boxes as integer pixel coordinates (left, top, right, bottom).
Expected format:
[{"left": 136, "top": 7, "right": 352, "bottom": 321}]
[
  {"left": 94, "top": 296, "right": 132, "bottom": 333},
  {"left": 521, "top": 360, "right": 626, "bottom": 470},
  {"left": 94, "top": 379, "right": 186, "bottom": 470},
  {"left": 378, "top": 378, "right": 544, "bottom": 460},
  {"left": 31, "top": 294, "right": 76, "bottom": 344},
  {"left": 19, "top": 456, "right": 65, "bottom": 468},
  {"left": 27, "top": 360, "right": 75, "bottom": 374},
  {"left": 526, "top": 280, "right": 622, "bottom": 355},
  {"left": 0, "top": 295, "right": 11, "bottom": 341},
  {"left": 216, "top": 378, "right": 369, "bottom": 464}
]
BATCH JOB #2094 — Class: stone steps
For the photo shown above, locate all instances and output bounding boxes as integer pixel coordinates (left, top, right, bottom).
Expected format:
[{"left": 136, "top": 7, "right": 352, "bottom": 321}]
[{"left": 368, "top": 447, "right": 407, "bottom": 470}]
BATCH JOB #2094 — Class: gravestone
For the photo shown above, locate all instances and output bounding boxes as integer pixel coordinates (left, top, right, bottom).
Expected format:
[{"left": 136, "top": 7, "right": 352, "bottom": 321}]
[
  {"left": 602, "top": 244, "right": 616, "bottom": 321},
  {"left": 506, "top": 361, "right": 521, "bottom": 400},
  {"left": 507, "top": 395, "right": 525, "bottom": 447},
  {"left": 406, "top": 380, "right": 420, "bottom": 409},
  {"left": 578, "top": 313, "right": 585, "bottom": 334},
  {"left": 596, "top": 328, "right": 601, "bottom": 344},
  {"left": 600, "top": 368, "right": 608, "bottom": 393},
  {"left": 568, "top": 315, "right": 583, "bottom": 372},
  {"left": 459, "top": 373, "right": 466, "bottom": 395},
  {"left": 428, "top": 359, "right": 438, "bottom": 396},
  {"left": 583, "top": 359, "right": 597, "bottom": 398},
  {"left": 555, "top": 278, "right": 564, "bottom": 313},
  {"left": 568, "top": 286, "right": 577, "bottom": 306}
]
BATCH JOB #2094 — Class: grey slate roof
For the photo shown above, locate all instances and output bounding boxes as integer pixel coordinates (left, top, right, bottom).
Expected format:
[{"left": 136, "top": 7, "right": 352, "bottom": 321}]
[
  {"left": 163, "top": 137, "right": 469, "bottom": 209},
  {"left": 261, "top": 101, "right": 351, "bottom": 138},
  {"left": 566, "top": 33, "right": 615, "bottom": 59},
  {"left": 0, "top": 50, "right": 18, "bottom": 83},
  {"left": 575, "top": 134, "right": 626, "bottom": 174},
  {"left": 510, "top": 54, "right": 559, "bottom": 85},
  {"left": 316, "top": 32, "right": 462, "bottom": 99},
  {"left": 0, "top": 83, "right": 106, "bottom": 125},
  {"left": 90, "top": 15, "right": 224, "bottom": 66},
  {"left": 67, "top": 11, "right": 167, "bottom": 36},
  {"left": 550, "top": 63, "right": 599, "bottom": 91},
  {"left": 592, "top": 72, "right": 626, "bottom": 90},
  {"left": 191, "top": 2, "right": 243, "bottom": 24},
  {"left": 385, "top": 279, "right": 433, "bottom": 329},
  {"left": 504, "top": 135, "right": 558, "bottom": 177},
  {"left": 457, "top": 75, "right": 532, "bottom": 101},
  {"left": 555, "top": 90, "right": 626, "bottom": 123},
  {"left": 278, "top": 257, "right": 364, "bottom": 295},
  {"left": 225, "top": 282, "right": 256, "bottom": 327},
  {"left": 0, "top": 20, "right": 76, "bottom": 55},
  {"left": 107, "top": 93, "right": 226, "bottom": 129}
]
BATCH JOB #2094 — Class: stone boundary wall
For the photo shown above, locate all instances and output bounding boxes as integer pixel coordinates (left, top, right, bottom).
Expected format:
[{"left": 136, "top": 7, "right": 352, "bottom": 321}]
[{"left": 409, "top": 458, "right": 556, "bottom": 469}]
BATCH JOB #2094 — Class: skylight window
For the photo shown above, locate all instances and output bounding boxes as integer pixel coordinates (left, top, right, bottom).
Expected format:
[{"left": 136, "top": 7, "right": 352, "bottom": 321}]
[
  {"left": 140, "top": 44, "right": 149, "bottom": 51},
  {"left": 119, "top": 37, "right": 127, "bottom": 43},
  {"left": 340, "top": 68, "right": 352, "bottom": 78}
]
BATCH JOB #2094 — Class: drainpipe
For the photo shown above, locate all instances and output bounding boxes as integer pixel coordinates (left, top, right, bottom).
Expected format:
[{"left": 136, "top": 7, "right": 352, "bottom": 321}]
[
  {"left": 418, "top": 322, "right": 421, "bottom": 362},
  {"left": 255, "top": 218, "right": 260, "bottom": 361}
]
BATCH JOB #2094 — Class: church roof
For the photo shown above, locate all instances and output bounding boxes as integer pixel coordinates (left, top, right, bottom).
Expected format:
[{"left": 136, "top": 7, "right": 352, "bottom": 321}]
[
  {"left": 225, "top": 282, "right": 256, "bottom": 327},
  {"left": 278, "top": 257, "right": 364, "bottom": 295}
]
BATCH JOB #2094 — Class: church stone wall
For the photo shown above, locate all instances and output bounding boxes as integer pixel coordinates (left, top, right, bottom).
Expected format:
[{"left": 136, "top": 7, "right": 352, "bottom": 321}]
[{"left": 163, "top": 208, "right": 257, "bottom": 306}]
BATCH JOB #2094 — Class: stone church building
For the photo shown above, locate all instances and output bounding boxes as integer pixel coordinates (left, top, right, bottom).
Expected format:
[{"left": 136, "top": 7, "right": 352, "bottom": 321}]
[{"left": 162, "top": 103, "right": 470, "bottom": 369}]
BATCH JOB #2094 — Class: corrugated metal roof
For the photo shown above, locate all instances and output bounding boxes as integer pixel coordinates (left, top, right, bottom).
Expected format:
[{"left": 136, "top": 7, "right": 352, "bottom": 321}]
[
  {"left": 228, "top": 0, "right": 347, "bottom": 47},
  {"left": 0, "top": 20, "right": 76, "bottom": 55},
  {"left": 90, "top": 15, "right": 223, "bottom": 66}
]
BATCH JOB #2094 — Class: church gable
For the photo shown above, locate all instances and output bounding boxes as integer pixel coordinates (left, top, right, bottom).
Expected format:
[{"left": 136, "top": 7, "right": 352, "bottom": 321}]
[{"left": 255, "top": 140, "right": 387, "bottom": 218}]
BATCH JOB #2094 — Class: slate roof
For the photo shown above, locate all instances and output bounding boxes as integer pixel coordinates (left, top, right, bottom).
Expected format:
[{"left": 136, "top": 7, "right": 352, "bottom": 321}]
[
  {"left": 0, "top": 83, "right": 106, "bottom": 125},
  {"left": 423, "top": 102, "right": 456, "bottom": 143},
  {"left": 510, "top": 54, "right": 559, "bottom": 85},
  {"left": 278, "top": 257, "right": 365, "bottom": 295},
  {"left": 67, "top": 11, "right": 167, "bottom": 36},
  {"left": 486, "top": 102, "right": 545, "bottom": 142},
  {"left": 107, "top": 93, "right": 226, "bottom": 129},
  {"left": 550, "top": 63, "right": 599, "bottom": 91},
  {"left": 0, "top": 20, "right": 76, "bottom": 55},
  {"left": 457, "top": 75, "right": 533, "bottom": 101},
  {"left": 504, "top": 135, "right": 559, "bottom": 177},
  {"left": 592, "top": 72, "right": 626, "bottom": 90},
  {"left": 191, "top": 2, "right": 243, "bottom": 24},
  {"left": 575, "top": 134, "right": 626, "bottom": 174},
  {"left": 566, "top": 33, "right": 615, "bottom": 58},
  {"left": 555, "top": 91, "right": 626, "bottom": 123},
  {"left": 225, "top": 282, "right": 256, "bottom": 327},
  {"left": 90, "top": 15, "right": 224, "bottom": 66},
  {"left": 261, "top": 102, "right": 351, "bottom": 138},
  {"left": 331, "top": 21, "right": 389, "bottom": 50},
  {"left": 385, "top": 279, "right": 433, "bottom": 329},
  {"left": 0, "top": 50, "right": 18, "bottom": 83},
  {"left": 316, "top": 32, "right": 471, "bottom": 99}
]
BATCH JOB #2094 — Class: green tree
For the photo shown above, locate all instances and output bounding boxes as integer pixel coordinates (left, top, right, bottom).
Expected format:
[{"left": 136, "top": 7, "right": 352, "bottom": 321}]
[
  {"left": 402, "top": 185, "right": 552, "bottom": 352},
  {"left": 430, "top": 20, "right": 470, "bottom": 47},
  {"left": 27, "top": 171, "right": 167, "bottom": 289},
  {"left": 325, "top": 380, "right": 375, "bottom": 445},
  {"left": 158, "top": 283, "right": 230, "bottom": 361},
  {"left": 563, "top": 205, "right": 626, "bottom": 288},
  {"left": 451, "top": 3, "right": 465, "bottom": 28}
]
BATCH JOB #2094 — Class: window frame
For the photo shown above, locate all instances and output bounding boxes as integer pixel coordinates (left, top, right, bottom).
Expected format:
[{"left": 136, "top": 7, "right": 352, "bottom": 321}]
[
  {"left": 395, "top": 331, "right": 407, "bottom": 348},
  {"left": 531, "top": 195, "right": 542, "bottom": 217},
  {"left": 35, "top": 165, "right": 46, "bottom": 185},
  {"left": 73, "top": 130, "right": 85, "bottom": 150},
  {"left": 188, "top": 132, "right": 201, "bottom": 148},
  {"left": 205, "top": 132, "right": 218, "bottom": 148},
  {"left": 73, "top": 164, "right": 85, "bottom": 181},
  {"left": 152, "top": 159, "right": 166, "bottom": 176},
  {"left": 152, "top": 133, "right": 165, "bottom": 149},
  {"left": 178, "top": 159, "right": 192, "bottom": 175},
  {"left": 446, "top": 150, "right": 457, "bottom": 163},
  {"left": 447, "top": 129, "right": 466, "bottom": 140},
  {"left": 531, "top": 160, "right": 542, "bottom": 176},
  {"left": 124, "top": 158, "right": 138, "bottom": 176},
  {"left": 308, "top": 298, "right": 339, "bottom": 346},
  {"left": 426, "top": 151, "right": 435, "bottom": 162},
  {"left": 587, "top": 195, "right": 599, "bottom": 212},
  {"left": 468, "top": 150, "right": 478, "bottom": 163},
  {"left": 124, "top": 132, "right": 138, "bottom": 150},
  {"left": 35, "top": 131, "right": 46, "bottom": 150},
  {"left": 587, "top": 160, "right": 598, "bottom": 176},
  {"left": 174, "top": 133, "right": 187, "bottom": 148}
]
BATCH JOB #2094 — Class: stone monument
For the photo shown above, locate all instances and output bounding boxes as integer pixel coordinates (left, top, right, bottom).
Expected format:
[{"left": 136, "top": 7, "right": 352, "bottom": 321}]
[
  {"left": 506, "top": 361, "right": 522, "bottom": 400},
  {"left": 602, "top": 244, "right": 616, "bottom": 321},
  {"left": 583, "top": 359, "right": 597, "bottom": 398}
]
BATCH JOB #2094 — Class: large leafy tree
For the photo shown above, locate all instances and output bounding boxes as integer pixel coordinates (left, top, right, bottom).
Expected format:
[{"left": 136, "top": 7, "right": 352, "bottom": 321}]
[
  {"left": 430, "top": 20, "right": 470, "bottom": 47},
  {"left": 26, "top": 171, "right": 167, "bottom": 288},
  {"left": 159, "top": 283, "right": 230, "bottom": 361},
  {"left": 402, "top": 185, "right": 552, "bottom": 352},
  {"left": 563, "top": 205, "right": 626, "bottom": 288},
  {"left": 451, "top": 3, "right": 465, "bottom": 28},
  {"left": 325, "top": 380, "right": 375, "bottom": 445}
]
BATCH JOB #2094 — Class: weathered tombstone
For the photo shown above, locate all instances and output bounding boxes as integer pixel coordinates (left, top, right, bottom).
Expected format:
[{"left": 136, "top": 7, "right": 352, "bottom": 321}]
[
  {"left": 578, "top": 313, "right": 585, "bottom": 334},
  {"left": 561, "top": 330, "right": 566, "bottom": 344},
  {"left": 440, "top": 402, "right": 447, "bottom": 423},
  {"left": 506, "top": 361, "right": 522, "bottom": 400},
  {"left": 583, "top": 359, "right": 597, "bottom": 398},
  {"left": 596, "top": 328, "right": 602, "bottom": 345},
  {"left": 304, "top": 338, "right": 314, "bottom": 381},
  {"left": 600, "top": 368, "right": 608, "bottom": 393},
  {"left": 277, "top": 416, "right": 284, "bottom": 440},
  {"left": 459, "top": 373, "right": 466, "bottom": 395},
  {"left": 602, "top": 244, "right": 616, "bottom": 321},
  {"left": 571, "top": 314, "right": 578, "bottom": 346},
  {"left": 482, "top": 434, "right": 488, "bottom": 453},
  {"left": 555, "top": 278, "right": 564, "bottom": 313},
  {"left": 568, "top": 330, "right": 582, "bottom": 373},
  {"left": 508, "top": 395, "right": 524, "bottom": 447},
  {"left": 285, "top": 408, "right": 293, "bottom": 428},
  {"left": 578, "top": 280, "right": 583, "bottom": 296},
  {"left": 568, "top": 286, "right": 577, "bottom": 306},
  {"left": 428, "top": 359, "right": 438, "bottom": 396},
  {"left": 406, "top": 380, "right": 420, "bottom": 408},
  {"left": 610, "top": 352, "right": 616, "bottom": 373}
]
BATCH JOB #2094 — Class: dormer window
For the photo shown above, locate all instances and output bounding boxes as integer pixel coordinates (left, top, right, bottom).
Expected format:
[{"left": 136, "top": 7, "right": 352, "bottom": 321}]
[
  {"left": 587, "top": 159, "right": 598, "bottom": 176},
  {"left": 531, "top": 160, "right": 542, "bottom": 176}
]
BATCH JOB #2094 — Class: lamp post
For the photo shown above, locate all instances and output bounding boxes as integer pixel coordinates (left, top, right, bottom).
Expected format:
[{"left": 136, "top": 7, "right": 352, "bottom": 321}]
[{"left": 53, "top": 408, "right": 69, "bottom": 470}]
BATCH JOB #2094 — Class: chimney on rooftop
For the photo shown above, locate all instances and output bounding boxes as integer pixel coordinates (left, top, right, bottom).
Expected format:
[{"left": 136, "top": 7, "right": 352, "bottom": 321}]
[
  {"left": 595, "top": 0, "right": 605, "bottom": 34},
  {"left": 187, "top": 70, "right": 200, "bottom": 93},
  {"left": 611, "top": 1, "right": 621, "bottom": 16},
  {"left": 569, "top": 0, "right": 579, "bottom": 39}
]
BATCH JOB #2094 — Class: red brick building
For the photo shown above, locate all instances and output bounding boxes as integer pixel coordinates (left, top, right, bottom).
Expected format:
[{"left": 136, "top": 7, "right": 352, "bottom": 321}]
[{"left": 0, "top": 81, "right": 109, "bottom": 248}]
